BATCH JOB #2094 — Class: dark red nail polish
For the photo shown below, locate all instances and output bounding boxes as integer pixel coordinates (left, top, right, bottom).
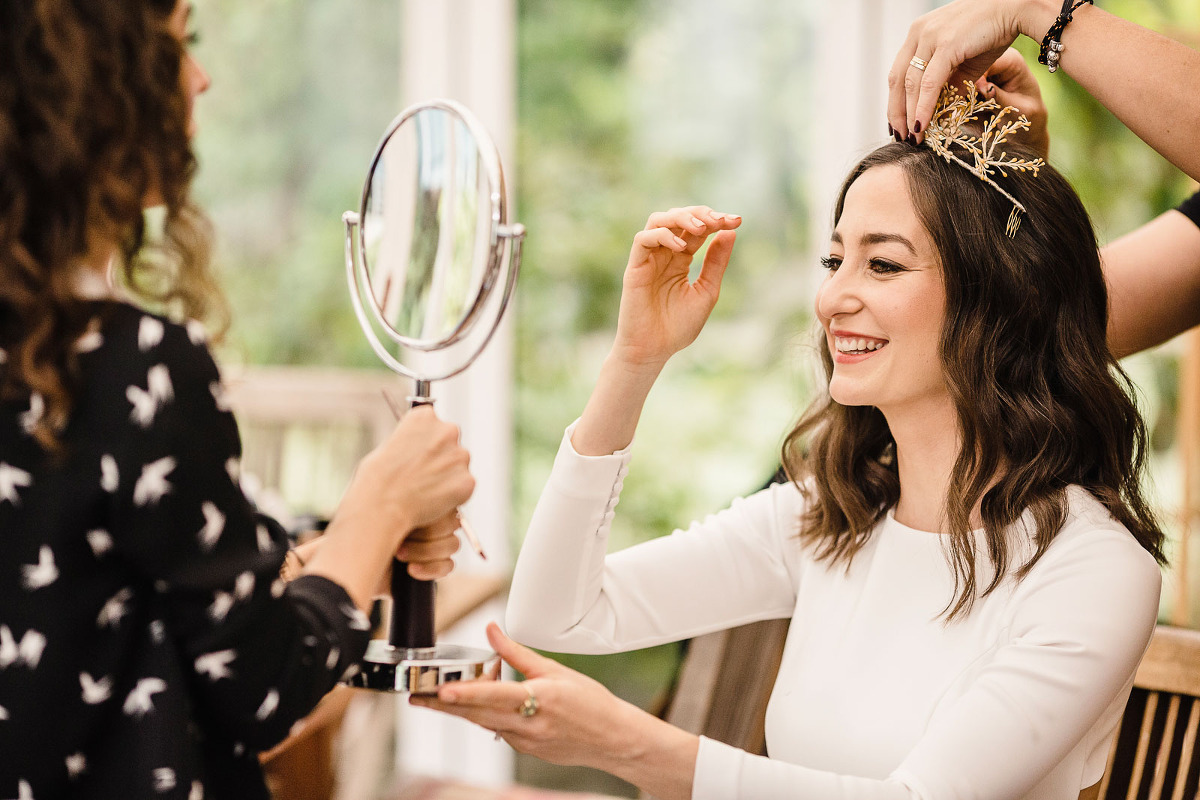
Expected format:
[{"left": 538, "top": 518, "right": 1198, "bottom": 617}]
[
  {"left": 888, "top": 123, "right": 894, "bottom": 137},
  {"left": 906, "top": 133, "right": 917, "bottom": 145},
  {"left": 913, "top": 120, "right": 922, "bottom": 134},
  {"left": 893, "top": 132, "right": 903, "bottom": 143}
]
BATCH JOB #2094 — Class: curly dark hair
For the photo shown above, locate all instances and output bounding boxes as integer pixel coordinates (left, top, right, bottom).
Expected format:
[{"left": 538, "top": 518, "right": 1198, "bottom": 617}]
[
  {"left": 0, "top": 0, "right": 221, "bottom": 450},
  {"left": 782, "top": 141, "right": 1166, "bottom": 619}
]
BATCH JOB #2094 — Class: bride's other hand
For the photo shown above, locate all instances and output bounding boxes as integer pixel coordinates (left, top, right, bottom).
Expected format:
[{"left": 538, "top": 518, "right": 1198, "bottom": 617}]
[{"left": 612, "top": 206, "right": 741, "bottom": 372}]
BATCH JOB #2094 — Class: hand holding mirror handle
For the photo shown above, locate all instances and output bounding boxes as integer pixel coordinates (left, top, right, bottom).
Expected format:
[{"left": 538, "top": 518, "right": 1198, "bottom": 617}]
[{"left": 341, "top": 99, "right": 525, "bottom": 693}]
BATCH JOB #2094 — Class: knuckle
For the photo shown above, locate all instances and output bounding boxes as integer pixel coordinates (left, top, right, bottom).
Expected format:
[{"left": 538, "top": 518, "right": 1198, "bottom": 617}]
[
  {"left": 887, "top": 70, "right": 902, "bottom": 90},
  {"left": 903, "top": 74, "right": 920, "bottom": 92}
]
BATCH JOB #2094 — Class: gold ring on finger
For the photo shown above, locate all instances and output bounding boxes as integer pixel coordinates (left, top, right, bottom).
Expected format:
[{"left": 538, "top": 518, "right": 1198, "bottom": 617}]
[
  {"left": 909, "top": 56, "right": 928, "bottom": 71},
  {"left": 517, "top": 684, "right": 539, "bottom": 718}
]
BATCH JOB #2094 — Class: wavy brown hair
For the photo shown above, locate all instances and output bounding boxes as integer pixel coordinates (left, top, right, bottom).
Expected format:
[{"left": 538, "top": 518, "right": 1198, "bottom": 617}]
[
  {"left": 0, "top": 0, "right": 221, "bottom": 450},
  {"left": 782, "top": 142, "right": 1166, "bottom": 619}
]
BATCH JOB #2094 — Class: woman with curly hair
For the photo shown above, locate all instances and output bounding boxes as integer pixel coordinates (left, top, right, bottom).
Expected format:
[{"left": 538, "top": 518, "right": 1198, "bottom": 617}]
[
  {"left": 0, "top": 2, "right": 475, "bottom": 797},
  {"left": 417, "top": 115, "right": 1166, "bottom": 798}
]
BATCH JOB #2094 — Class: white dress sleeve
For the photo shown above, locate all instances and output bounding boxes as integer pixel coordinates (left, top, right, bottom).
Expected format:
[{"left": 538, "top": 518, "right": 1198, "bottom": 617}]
[
  {"left": 691, "top": 527, "right": 1162, "bottom": 800},
  {"left": 505, "top": 423, "right": 805, "bottom": 654}
]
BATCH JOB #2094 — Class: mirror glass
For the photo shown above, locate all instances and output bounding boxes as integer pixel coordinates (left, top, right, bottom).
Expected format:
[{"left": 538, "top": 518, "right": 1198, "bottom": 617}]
[{"left": 361, "top": 106, "right": 496, "bottom": 346}]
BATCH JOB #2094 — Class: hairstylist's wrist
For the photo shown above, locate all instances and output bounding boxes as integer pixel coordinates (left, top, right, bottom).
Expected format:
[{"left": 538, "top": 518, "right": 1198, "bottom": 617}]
[{"left": 1014, "top": 0, "right": 1066, "bottom": 43}]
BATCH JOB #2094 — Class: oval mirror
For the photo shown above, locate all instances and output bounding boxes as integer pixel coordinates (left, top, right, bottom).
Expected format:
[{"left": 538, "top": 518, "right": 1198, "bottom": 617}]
[{"left": 344, "top": 99, "right": 525, "bottom": 385}]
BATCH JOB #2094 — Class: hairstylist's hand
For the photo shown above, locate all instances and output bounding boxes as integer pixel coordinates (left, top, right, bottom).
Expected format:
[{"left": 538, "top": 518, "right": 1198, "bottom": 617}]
[
  {"left": 888, "top": 0, "right": 1036, "bottom": 142},
  {"left": 393, "top": 511, "right": 462, "bottom": 583},
  {"left": 342, "top": 405, "right": 474, "bottom": 539},
  {"left": 974, "top": 48, "right": 1049, "bottom": 158},
  {"left": 612, "top": 206, "right": 740, "bottom": 371}
]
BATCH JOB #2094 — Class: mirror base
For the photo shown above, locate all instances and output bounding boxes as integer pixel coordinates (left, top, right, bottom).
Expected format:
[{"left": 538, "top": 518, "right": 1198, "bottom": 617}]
[{"left": 343, "top": 639, "right": 496, "bottom": 694}]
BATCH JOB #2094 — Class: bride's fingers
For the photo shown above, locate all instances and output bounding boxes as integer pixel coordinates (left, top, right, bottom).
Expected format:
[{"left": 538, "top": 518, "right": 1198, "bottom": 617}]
[
  {"left": 630, "top": 227, "right": 688, "bottom": 264},
  {"left": 694, "top": 230, "right": 737, "bottom": 294}
]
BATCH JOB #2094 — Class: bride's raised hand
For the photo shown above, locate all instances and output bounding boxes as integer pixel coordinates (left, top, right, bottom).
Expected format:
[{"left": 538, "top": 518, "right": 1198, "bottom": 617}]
[{"left": 613, "top": 206, "right": 740, "bottom": 370}]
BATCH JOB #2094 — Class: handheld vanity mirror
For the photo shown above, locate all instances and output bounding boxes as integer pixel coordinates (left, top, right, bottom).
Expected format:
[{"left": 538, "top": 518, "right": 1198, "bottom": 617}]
[{"left": 341, "top": 98, "right": 525, "bottom": 694}]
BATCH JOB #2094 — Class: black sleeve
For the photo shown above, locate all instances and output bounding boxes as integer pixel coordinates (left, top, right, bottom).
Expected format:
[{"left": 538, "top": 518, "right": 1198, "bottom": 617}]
[
  {"left": 106, "top": 314, "right": 369, "bottom": 750},
  {"left": 1177, "top": 190, "right": 1200, "bottom": 229}
]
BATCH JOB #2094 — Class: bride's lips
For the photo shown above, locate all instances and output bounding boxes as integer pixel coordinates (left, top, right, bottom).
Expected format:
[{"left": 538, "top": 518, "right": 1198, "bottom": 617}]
[{"left": 829, "top": 330, "right": 889, "bottom": 364}]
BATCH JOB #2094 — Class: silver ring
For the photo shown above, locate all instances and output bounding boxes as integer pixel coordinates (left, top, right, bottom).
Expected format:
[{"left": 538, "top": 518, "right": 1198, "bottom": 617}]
[
  {"left": 909, "top": 56, "right": 928, "bottom": 71},
  {"left": 517, "top": 685, "right": 539, "bottom": 718}
]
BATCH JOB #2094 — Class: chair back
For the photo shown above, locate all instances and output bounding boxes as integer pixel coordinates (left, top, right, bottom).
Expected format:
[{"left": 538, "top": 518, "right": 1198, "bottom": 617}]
[
  {"left": 660, "top": 618, "right": 790, "bottom": 756},
  {"left": 1100, "top": 625, "right": 1200, "bottom": 800}
]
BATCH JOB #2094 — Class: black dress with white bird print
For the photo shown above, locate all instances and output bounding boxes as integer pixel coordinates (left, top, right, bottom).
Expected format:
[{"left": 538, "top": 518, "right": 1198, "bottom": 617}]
[{"left": 0, "top": 302, "right": 371, "bottom": 799}]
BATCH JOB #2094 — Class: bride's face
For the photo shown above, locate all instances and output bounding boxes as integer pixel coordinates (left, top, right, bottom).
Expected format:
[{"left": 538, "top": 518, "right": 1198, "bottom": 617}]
[{"left": 815, "top": 164, "right": 949, "bottom": 418}]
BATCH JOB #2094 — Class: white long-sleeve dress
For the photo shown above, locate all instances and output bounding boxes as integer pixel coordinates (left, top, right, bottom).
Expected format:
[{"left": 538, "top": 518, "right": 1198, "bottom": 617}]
[{"left": 506, "top": 424, "right": 1162, "bottom": 800}]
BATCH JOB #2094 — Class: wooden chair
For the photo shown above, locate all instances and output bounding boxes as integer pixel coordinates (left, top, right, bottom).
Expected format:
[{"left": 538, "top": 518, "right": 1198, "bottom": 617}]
[
  {"left": 1100, "top": 625, "right": 1200, "bottom": 800},
  {"left": 658, "top": 618, "right": 790, "bottom": 756}
]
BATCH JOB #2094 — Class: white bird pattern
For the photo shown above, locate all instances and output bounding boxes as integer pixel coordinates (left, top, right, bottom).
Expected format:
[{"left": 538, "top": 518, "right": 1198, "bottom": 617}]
[
  {"left": 100, "top": 454, "right": 119, "bottom": 493},
  {"left": 13, "top": 779, "right": 32, "bottom": 800},
  {"left": 133, "top": 456, "right": 175, "bottom": 507},
  {"left": 74, "top": 319, "right": 103, "bottom": 353},
  {"left": 96, "top": 587, "right": 133, "bottom": 629},
  {"left": 138, "top": 316, "right": 165, "bottom": 351},
  {"left": 186, "top": 319, "right": 208, "bottom": 345},
  {"left": 86, "top": 529, "right": 113, "bottom": 557},
  {"left": 189, "top": 781, "right": 204, "bottom": 800},
  {"left": 234, "top": 571, "right": 255, "bottom": 601},
  {"left": 0, "top": 625, "right": 46, "bottom": 670},
  {"left": 255, "top": 688, "right": 279, "bottom": 721},
  {"left": 149, "top": 619, "right": 166, "bottom": 644},
  {"left": 0, "top": 704, "right": 8, "bottom": 720},
  {"left": 127, "top": 364, "right": 173, "bottom": 428},
  {"left": 123, "top": 677, "right": 167, "bottom": 718},
  {"left": 197, "top": 502, "right": 225, "bottom": 551},
  {"left": 0, "top": 462, "right": 32, "bottom": 506},
  {"left": 210, "top": 381, "right": 231, "bottom": 413},
  {"left": 153, "top": 767, "right": 176, "bottom": 792},
  {"left": 194, "top": 649, "right": 236, "bottom": 682},
  {"left": 255, "top": 523, "right": 272, "bottom": 553},
  {"left": 341, "top": 604, "right": 371, "bottom": 632},
  {"left": 207, "top": 591, "right": 234, "bottom": 622},
  {"left": 18, "top": 392, "right": 43, "bottom": 435},
  {"left": 21, "top": 546, "right": 58, "bottom": 590},
  {"left": 65, "top": 752, "right": 87, "bottom": 779},
  {"left": 80, "top": 672, "right": 113, "bottom": 705}
]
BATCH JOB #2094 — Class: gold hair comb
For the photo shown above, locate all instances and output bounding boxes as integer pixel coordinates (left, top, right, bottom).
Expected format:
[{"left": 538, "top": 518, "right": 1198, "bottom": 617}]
[{"left": 923, "top": 82, "right": 1045, "bottom": 237}]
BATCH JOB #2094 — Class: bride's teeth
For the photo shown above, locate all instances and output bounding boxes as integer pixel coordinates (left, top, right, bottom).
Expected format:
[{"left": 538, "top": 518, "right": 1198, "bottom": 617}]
[{"left": 835, "top": 336, "right": 886, "bottom": 352}]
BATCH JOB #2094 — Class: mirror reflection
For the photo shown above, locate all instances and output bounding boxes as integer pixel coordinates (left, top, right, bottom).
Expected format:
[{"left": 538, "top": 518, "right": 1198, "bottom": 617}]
[{"left": 362, "top": 106, "right": 495, "bottom": 346}]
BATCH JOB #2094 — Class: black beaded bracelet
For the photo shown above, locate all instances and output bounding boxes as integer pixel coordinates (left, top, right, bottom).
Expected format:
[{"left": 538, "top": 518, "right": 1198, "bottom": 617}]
[{"left": 1038, "top": 0, "right": 1093, "bottom": 73}]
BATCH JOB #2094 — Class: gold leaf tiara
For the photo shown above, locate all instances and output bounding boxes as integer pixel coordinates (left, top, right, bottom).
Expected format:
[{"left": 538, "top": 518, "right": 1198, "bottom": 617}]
[{"left": 923, "top": 82, "right": 1045, "bottom": 237}]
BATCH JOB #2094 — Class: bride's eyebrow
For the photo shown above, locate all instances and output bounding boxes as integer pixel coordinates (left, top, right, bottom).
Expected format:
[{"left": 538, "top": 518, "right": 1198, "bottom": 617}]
[{"left": 829, "top": 230, "right": 917, "bottom": 256}]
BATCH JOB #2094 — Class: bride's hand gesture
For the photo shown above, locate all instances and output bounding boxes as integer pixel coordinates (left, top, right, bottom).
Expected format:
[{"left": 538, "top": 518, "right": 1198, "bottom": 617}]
[{"left": 613, "top": 206, "right": 740, "bottom": 370}]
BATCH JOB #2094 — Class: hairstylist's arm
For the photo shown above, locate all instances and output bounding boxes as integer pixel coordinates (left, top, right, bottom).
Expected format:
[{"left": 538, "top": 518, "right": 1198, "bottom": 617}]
[
  {"left": 303, "top": 406, "right": 475, "bottom": 611},
  {"left": 1105, "top": 209, "right": 1200, "bottom": 357},
  {"left": 888, "top": 0, "right": 1200, "bottom": 182},
  {"left": 572, "top": 207, "right": 740, "bottom": 457}
]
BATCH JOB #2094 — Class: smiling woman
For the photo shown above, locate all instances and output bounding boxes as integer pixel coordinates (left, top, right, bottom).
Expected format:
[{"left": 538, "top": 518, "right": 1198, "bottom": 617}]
[{"left": 416, "top": 92, "right": 1167, "bottom": 800}]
